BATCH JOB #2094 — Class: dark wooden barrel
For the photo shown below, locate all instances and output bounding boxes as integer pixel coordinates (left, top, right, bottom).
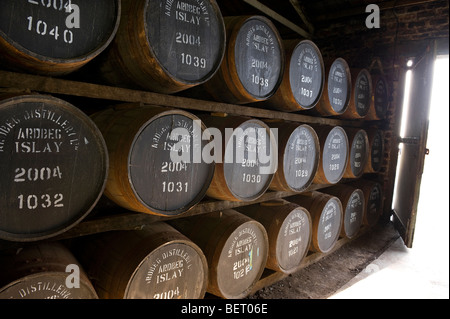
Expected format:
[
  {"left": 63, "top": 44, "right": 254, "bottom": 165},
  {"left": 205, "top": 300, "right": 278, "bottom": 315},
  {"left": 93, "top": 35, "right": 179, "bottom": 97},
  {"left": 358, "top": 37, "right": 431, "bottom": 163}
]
[
  {"left": 97, "top": 0, "right": 226, "bottom": 94},
  {"left": 72, "top": 223, "right": 208, "bottom": 299},
  {"left": 268, "top": 121, "right": 320, "bottom": 192},
  {"left": 201, "top": 15, "right": 285, "bottom": 104},
  {"left": 0, "top": 0, "right": 120, "bottom": 76},
  {"left": 312, "top": 125, "right": 349, "bottom": 185},
  {"left": 314, "top": 58, "right": 352, "bottom": 116},
  {"left": 0, "top": 95, "right": 108, "bottom": 242},
  {"left": 91, "top": 105, "right": 215, "bottom": 216},
  {"left": 340, "top": 69, "right": 373, "bottom": 119},
  {"left": 0, "top": 242, "right": 98, "bottom": 299},
  {"left": 200, "top": 115, "right": 277, "bottom": 201},
  {"left": 288, "top": 192, "right": 343, "bottom": 253},
  {"left": 235, "top": 200, "right": 312, "bottom": 274},
  {"left": 367, "top": 75, "right": 390, "bottom": 120},
  {"left": 169, "top": 209, "right": 269, "bottom": 299},
  {"left": 350, "top": 180, "right": 383, "bottom": 227},
  {"left": 322, "top": 185, "right": 364, "bottom": 239},
  {"left": 263, "top": 39, "right": 325, "bottom": 111},
  {"left": 343, "top": 128, "right": 369, "bottom": 179},
  {"left": 364, "top": 128, "right": 384, "bottom": 173}
]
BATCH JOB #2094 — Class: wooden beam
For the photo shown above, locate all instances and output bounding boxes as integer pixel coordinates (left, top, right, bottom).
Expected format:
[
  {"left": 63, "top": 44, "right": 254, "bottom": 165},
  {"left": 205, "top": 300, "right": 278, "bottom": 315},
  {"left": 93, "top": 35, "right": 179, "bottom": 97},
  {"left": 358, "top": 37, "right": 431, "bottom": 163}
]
[
  {"left": 243, "top": 0, "right": 312, "bottom": 38},
  {"left": 289, "top": 0, "right": 315, "bottom": 34}
]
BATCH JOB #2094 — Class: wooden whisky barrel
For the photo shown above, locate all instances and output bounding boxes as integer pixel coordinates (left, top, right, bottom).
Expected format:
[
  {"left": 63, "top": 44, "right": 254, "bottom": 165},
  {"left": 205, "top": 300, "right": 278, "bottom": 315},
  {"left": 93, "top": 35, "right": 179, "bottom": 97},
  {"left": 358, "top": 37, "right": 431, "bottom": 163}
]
[
  {"left": 340, "top": 69, "right": 373, "bottom": 119},
  {"left": 322, "top": 185, "right": 365, "bottom": 239},
  {"left": 364, "top": 128, "right": 384, "bottom": 173},
  {"left": 201, "top": 15, "right": 285, "bottom": 104},
  {"left": 263, "top": 39, "right": 325, "bottom": 111},
  {"left": 268, "top": 122, "right": 320, "bottom": 192},
  {"left": 314, "top": 58, "right": 352, "bottom": 116},
  {"left": 0, "top": 95, "right": 108, "bottom": 242},
  {"left": 0, "top": 242, "right": 98, "bottom": 299},
  {"left": 350, "top": 180, "right": 383, "bottom": 227},
  {"left": 343, "top": 128, "right": 369, "bottom": 179},
  {"left": 169, "top": 209, "right": 269, "bottom": 299},
  {"left": 312, "top": 125, "right": 349, "bottom": 185},
  {"left": 91, "top": 105, "right": 214, "bottom": 216},
  {"left": 367, "top": 75, "right": 390, "bottom": 120},
  {"left": 200, "top": 115, "right": 277, "bottom": 201},
  {"left": 288, "top": 192, "right": 343, "bottom": 253},
  {"left": 236, "top": 201, "right": 312, "bottom": 274},
  {"left": 72, "top": 223, "right": 208, "bottom": 299},
  {"left": 97, "top": 0, "right": 226, "bottom": 94},
  {"left": 0, "top": 0, "right": 120, "bottom": 76}
]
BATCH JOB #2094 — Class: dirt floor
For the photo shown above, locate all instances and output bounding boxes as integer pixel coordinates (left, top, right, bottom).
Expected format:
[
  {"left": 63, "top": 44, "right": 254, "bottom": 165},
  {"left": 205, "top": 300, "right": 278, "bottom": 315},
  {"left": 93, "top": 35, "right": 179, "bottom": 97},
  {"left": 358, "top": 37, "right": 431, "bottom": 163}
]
[{"left": 247, "top": 221, "right": 400, "bottom": 299}]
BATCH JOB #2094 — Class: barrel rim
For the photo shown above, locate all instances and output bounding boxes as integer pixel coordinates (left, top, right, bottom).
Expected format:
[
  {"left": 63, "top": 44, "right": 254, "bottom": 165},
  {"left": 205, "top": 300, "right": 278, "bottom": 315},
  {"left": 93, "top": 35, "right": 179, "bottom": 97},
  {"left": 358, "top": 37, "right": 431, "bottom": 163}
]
[
  {"left": 142, "top": 0, "right": 227, "bottom": 87},
  {"left": 283, "top": 123, "right": 320, "bottom": 192},
  {"left": 124, "top": 239, "right": 208, "bottom": 299},
  {"left": 0, "top": 271, "right": 99, "bottom": 299},
  {"left": 327, "top": 57, "right": 352, "bottom": 115},
  {"left": 0, "top": 94, "right": 109, "bottom": 242},
  {"left": 231, "top": 15, "right": 285, "bottom": 101},
  {"left": 0, "top": 0, "right": 121, "bottom": 66},
  {"left": 127, "top": 109, "right": 215, "bottom": 216},
  {"left": 349, "top": 128, "right": 369, "bottom": 178},
  {"left": 223, "top": 118, "right": 276, "bottom": 201},
  {"left": 290, "top": 39, "right": 325, "bottom": 110},
  {"left": 343, "top": 188, "right": 365, "bottom": 239}
]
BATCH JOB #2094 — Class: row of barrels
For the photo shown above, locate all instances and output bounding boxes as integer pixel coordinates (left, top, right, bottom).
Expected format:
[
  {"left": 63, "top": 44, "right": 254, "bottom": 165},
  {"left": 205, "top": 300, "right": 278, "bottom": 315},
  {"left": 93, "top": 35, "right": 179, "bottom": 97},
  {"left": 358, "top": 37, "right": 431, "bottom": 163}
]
[
  {"left": 0, "top": 94, "right": 384, "bottom": 242},
  {"left": 0, "top": 1, "right": 390, "bottom": 119},
  {"left": 0, "top": 180, "right": 383, "bottom": 299}
]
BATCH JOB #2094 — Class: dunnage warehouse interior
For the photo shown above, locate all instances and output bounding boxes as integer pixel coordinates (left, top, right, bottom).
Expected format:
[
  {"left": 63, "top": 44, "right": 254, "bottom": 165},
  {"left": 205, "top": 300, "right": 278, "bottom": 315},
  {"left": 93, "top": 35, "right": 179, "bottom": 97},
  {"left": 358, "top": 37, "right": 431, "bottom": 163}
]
[{"left": 0, "top": 0, "right": 448, "bottom": 301}]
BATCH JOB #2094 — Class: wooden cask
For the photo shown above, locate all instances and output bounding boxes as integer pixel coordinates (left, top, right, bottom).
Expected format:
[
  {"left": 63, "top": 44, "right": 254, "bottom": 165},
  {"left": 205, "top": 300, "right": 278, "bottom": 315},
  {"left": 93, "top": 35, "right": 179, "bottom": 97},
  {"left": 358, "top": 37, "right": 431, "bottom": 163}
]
[
  {"left": 91, "top": 105, "right": 214, "bottom": 216},
  {"left": 0, "top": 0, "right": 120, "bottom": 76},
  {"left": 0, "top": 242, "right": 97, "bottom": 299},
  {"left": 73, "top": 223, "right": 208, "bottom": 299},
  {"left": 169, "top": 209, "right": 269, "bottom": 299},
  {"left": 201, "top": 15, "right": 285, "bottom": 104},
  {"left": 288, "top": 192, "right": 343, "bottom": 253},
  {"left": 340, "top": 69, "right": 373, "bottom": 119},
  {"left": 343, "top": 128, "right": 369, "bottom": 179},
  {"left": 367, "top": 75, "right": 390, "bottom": 120},
  {"left": 364, "top": 128, "right": 385, "bottom": 173},
  {"left": 236, "top": 201, "right": 312, "bottom": 274},
  {"left": 97, "top": 0, "right": 226, "bottom": 94},
  {"left": 263, "top": 39, "right": 325, "bottom": 111},
  {"left": 322, "top": 185, "right": 365, "bottom": 239},
  {"left": 313, "top": 125, "right": 349, "bottom": 185},
  {"left": 0, "top": 95, "right": 108, "bottom": 242},
  {"left": 200, "top": 115, "right": 277, "bottom": 201},
  {"left": 314, "top": 58, "right": 352, "bottom": 116},
  {"left": 350, "top": 180, "right": 383, "bottom": 227},
  {"left": 268, "top": 122, "right": 320, "bottom": 192}
]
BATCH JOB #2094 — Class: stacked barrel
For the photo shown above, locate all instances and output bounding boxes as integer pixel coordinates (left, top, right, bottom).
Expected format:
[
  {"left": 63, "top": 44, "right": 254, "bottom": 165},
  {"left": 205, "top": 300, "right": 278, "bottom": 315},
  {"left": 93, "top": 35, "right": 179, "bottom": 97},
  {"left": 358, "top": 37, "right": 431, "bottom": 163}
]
[{"left": 0, "top": 0, "right": 389, "bottom": 299}]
